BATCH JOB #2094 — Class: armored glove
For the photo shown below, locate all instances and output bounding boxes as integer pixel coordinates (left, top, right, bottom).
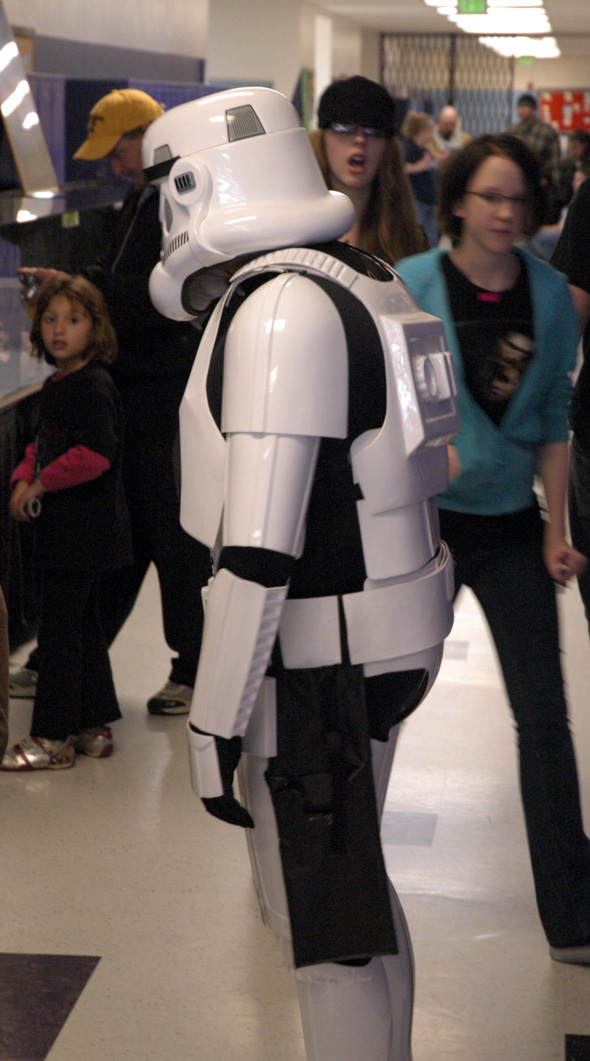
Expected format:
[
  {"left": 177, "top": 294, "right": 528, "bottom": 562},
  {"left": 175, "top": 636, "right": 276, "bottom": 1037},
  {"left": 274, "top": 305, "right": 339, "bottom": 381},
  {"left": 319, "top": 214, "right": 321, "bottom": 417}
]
[{"left": 189, "top": 723, "right": 254, "bottom": 828}]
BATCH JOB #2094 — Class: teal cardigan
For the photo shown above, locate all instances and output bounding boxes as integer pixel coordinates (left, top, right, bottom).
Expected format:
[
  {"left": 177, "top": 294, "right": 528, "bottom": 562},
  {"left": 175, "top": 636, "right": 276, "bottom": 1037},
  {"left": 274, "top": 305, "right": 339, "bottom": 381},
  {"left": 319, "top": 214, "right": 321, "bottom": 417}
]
[{"left": 395, "top": 247, "right": 579, "bottom": 515}]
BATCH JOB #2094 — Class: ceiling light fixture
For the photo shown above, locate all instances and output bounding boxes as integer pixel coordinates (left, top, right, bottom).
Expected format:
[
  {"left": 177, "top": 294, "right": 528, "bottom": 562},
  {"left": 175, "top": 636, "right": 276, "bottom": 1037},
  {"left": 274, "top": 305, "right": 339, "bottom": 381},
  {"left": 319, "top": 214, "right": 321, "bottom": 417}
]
[
  {"left": 479, "top": 34, "right": 560, "bottom": 57},
  {"left": 445, "top": 11, "right": 551, "bottom": 32},
  {"left": 423, "top": 0, "right": 558, "bottom": 58}
]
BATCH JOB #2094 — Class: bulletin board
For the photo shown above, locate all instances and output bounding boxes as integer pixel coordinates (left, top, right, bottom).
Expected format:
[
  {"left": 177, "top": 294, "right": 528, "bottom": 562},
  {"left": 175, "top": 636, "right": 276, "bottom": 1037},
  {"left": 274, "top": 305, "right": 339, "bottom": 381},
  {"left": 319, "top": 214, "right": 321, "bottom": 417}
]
[{"left": 539, "top": 91, "right": 590, "bottom": 132}]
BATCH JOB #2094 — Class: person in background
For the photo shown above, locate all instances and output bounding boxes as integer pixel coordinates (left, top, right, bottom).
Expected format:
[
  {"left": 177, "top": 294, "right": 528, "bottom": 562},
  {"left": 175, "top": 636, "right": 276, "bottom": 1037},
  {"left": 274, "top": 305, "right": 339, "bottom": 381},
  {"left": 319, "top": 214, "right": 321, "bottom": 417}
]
[
  {"left": 426, "top": 104, "right": 471, "bottom": 169},
  {"left": 0, "top": 586, "right": 8, "bottom": 760},
  {"left": 400, "top": 110, "right": 440, "bottom": 248},
  {"left": 396, "top": 133, "right": 590, "bottom": 965},
  {"left": 526, "top": 134, "right": 590, "bottom": 262},
  {"left": 551, "top": 166, "right": 590, "bottom": 641},
  {"left": 572, "top": 158, "right": 590, "bottom": 196},
  {"left": 556, "top": 129, "right": 590, "bottom": 208},
  {"left": 506, "top": 93, "right": 561, "bottom": 189},
  {"left": 13, "top": 89, "right": 212, "bottom": 717},
  {"left": 310, "top": 76, "right": 425, "bottom": 265},
  {"left": 3, "top": 277, "right": 132, "bottom": 770}
]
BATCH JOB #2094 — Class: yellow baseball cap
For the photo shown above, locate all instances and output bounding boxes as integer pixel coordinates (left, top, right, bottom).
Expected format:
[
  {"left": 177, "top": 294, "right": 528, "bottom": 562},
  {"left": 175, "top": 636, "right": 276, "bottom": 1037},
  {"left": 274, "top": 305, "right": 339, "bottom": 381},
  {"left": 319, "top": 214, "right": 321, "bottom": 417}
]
[{"left": 73, "top": 89, "right": 164, "bottom": 161}]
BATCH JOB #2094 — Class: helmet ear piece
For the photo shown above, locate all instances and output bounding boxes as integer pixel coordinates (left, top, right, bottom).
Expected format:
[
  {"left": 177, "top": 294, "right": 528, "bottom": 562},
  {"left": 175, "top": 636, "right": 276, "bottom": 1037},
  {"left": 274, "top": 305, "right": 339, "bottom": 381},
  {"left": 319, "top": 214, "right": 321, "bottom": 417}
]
[{"left": 168, "top": 158, "right": 211, "bottom": 207}]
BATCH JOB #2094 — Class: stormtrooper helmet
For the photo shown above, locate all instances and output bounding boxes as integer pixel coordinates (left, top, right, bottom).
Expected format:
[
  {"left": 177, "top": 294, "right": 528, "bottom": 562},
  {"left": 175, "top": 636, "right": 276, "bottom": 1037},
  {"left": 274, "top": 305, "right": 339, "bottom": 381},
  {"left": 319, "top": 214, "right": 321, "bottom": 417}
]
[{"left": 142, "top": 87, "right": 354, "bottom": 320}]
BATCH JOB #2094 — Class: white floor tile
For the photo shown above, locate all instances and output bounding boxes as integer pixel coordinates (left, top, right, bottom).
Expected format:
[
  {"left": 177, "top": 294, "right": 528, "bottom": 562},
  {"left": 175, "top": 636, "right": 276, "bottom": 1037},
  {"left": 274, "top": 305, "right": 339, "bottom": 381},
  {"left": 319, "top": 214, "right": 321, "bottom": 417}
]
[{"left": 2, "top": 567, "right": 590, "bottom": 1059}]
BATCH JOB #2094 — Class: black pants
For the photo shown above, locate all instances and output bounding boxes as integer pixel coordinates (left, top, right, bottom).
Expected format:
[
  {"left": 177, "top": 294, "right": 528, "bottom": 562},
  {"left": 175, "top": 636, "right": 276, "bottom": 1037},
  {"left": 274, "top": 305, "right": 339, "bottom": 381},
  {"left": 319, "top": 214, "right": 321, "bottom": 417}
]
[
  {"left": 98, "top": 433, "right": 212, "bottom": 687},
  {"left": 447, "top": 526, "right": 590, "bottom": 948},
  {"left": 569, "top": 437, "right": 590, "bottom": 632},
  {"left": 33, "top": 570, "right": 121, "bottom": 741}
]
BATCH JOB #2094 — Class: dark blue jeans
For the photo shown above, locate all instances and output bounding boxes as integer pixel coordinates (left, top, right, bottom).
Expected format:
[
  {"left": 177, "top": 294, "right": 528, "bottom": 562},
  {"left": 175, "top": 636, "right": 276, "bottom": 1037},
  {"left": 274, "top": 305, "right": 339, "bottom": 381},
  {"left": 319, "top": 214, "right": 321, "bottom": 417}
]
[
  {"left": 569, "top": 438, "right": 590, "bottom": 632},
  {"left": 448, "top": 531, "right": 590, "bottom": 948}
]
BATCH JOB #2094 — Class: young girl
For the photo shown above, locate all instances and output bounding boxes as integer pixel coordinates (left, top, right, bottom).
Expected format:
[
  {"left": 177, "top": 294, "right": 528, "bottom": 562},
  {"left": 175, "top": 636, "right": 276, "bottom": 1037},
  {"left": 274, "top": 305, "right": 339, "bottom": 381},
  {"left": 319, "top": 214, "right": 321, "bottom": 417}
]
[
  {"left": 400, "top": 110, "right": 439, "bottom": 249},
  {"left": 310, "top": 76, "right": 425, "bottom": 264},
  {"left": 3, "top": 276, "right": 132, "bottom": 770},
  {"left": 396, "top": 134, "right": 590, "bottom": 964}
]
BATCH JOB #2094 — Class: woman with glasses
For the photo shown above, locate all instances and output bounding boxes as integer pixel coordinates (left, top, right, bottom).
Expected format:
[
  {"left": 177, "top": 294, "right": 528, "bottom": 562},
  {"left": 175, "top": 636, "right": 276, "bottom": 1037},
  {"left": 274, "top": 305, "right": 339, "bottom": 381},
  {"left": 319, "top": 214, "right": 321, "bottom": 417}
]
[
  {"left": 310, "top": 76, "right": 425, "bottom": 264},
  {"left": 396, "top": 133, "right": 590, "bottom": 964}
]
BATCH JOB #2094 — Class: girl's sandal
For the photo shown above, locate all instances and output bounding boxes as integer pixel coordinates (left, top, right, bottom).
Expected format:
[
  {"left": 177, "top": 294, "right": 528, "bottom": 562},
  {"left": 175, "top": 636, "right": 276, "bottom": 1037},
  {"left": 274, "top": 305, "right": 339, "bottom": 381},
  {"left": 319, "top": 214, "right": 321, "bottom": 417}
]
[{"left": 1, "top": 735, "right": 75, "bottom": 770}]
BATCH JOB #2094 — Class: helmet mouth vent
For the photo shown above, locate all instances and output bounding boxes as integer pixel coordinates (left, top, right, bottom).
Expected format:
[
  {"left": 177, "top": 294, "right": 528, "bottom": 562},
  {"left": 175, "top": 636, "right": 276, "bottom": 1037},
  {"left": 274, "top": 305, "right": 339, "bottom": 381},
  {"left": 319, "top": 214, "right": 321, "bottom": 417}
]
[
  {"left": 163, "top": 230, "right": 189, "bottom": 263},
  {"left": 226, "top": 105, "right": 265, "bottom": 142}
]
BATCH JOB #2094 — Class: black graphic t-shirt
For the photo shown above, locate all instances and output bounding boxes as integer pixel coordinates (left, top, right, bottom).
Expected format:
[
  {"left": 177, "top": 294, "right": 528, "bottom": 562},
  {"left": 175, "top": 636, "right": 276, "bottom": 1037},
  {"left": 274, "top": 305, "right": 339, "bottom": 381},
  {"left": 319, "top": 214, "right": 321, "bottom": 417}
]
[{"left": 442, "top": 254, "right": 534, "bottom": 425}]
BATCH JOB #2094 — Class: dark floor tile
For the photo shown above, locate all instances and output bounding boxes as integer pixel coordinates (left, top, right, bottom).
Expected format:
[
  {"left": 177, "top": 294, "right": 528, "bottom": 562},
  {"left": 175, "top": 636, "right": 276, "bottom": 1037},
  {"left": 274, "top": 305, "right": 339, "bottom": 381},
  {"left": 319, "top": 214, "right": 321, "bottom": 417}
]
[
  {"left": 0, "top": 953, "right": 100, "bottom": 1061},
  {"left": 566, "top": 1035, "right": 590, "bottom": 1061}
]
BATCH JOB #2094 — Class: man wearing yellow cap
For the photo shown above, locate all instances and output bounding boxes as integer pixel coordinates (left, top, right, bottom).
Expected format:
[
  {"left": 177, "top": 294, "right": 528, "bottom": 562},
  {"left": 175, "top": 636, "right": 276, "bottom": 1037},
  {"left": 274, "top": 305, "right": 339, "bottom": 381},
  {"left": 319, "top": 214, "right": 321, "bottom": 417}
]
[
  {"left": 73, "top": 87, "right": 163, "bottom": 184},
  {"left": 14, "top": 89, "right": 212, "bottom": 719}
]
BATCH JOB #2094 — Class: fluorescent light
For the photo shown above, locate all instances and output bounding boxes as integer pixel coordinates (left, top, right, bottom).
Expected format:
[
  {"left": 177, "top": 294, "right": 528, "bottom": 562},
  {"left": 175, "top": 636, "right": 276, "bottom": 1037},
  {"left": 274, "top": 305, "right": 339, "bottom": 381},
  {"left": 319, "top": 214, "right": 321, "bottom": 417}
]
[
  {"left": 427, "top": 0, "right": 546, "bottom": 5},
  {"left": 487, "top": 0, "right": 544, "bottom": 6},
  {"left": 0, "top": 41, "right": 18, "bottom": 74},
  {"left": 424, "top": 0, "right": 555, "bottom": 47},
  {"left": 447, "top": 11, "right": 551, "bottom": 32},
  {"left": 480, "top": 34, "right": 560, "bottom": 57},
  {"left": 1, "top": 80, "right": 29, "bottom": 118}
]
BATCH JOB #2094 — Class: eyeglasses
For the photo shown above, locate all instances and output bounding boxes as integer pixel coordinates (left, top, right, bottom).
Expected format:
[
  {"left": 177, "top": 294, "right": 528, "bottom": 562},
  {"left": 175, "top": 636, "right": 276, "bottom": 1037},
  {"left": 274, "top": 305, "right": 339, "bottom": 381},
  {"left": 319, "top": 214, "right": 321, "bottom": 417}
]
[
  {"left": 327, "top": 122, "right": 389, "bottom": 139},
  {"left": 465, "top": 191, "right": 529, "bottom": 208}
]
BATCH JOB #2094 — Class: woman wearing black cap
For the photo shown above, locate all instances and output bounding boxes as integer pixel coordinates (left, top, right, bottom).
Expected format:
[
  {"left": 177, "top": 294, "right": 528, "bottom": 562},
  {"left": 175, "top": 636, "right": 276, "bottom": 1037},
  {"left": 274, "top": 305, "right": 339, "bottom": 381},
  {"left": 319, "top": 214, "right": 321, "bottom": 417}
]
[{"left": 311, "top": 76, "right": 425, "bottom": 264}]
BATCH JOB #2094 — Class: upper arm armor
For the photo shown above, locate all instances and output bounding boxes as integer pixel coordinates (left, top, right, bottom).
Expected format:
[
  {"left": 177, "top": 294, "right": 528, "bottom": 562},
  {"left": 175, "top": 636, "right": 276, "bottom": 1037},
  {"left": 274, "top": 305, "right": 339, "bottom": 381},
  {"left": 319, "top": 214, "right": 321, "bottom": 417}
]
[{"left": 221, "top": 273, "right": 349, "bottom": 438}]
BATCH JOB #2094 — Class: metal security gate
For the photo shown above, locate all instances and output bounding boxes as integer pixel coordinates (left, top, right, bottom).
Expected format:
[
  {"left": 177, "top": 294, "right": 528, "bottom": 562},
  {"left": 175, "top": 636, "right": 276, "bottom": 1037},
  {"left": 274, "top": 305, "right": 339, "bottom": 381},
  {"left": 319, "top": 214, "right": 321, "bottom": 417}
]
[{"left": 382, "top": 34, "right": 514, "bottom": 138}]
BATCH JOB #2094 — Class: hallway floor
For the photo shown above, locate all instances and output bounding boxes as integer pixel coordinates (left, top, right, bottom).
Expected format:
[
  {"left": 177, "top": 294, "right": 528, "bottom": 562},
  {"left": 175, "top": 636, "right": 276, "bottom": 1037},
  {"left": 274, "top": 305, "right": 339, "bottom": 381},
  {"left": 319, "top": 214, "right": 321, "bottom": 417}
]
[{"left": 2, "top": 565, "right": 590, "bottom": 1060}]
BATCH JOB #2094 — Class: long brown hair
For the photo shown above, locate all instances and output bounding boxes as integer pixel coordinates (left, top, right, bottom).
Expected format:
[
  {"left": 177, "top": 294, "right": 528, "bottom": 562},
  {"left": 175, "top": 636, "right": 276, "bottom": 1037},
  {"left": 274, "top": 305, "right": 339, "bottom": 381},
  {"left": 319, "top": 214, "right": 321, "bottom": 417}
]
[
  {"left": 30, "top": 275, "right": 117, "bottom": 366},
  {"left": 310, "top": 128, "right": 426, "bottom": 265}
]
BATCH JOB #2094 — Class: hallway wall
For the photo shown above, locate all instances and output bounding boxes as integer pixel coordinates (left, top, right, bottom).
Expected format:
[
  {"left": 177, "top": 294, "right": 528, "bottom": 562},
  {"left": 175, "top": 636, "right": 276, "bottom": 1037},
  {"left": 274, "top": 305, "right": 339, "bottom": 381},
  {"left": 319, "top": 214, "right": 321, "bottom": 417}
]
[
  {"left": 7, "top": 0, "right": 379, "bottom": 101},
  {"left": 6, "top": 0, "right": 207, "bottom": 58}
]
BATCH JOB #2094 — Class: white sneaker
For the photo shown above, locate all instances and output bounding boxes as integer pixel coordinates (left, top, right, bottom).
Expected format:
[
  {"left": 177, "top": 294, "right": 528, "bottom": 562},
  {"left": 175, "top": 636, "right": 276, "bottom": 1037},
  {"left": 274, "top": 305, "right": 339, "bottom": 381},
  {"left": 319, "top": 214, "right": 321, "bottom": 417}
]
[
  {"left": 147, "top": 681, "right": 193, "bottom": 716},
  {"left": 9, "top": 667, "right": 38, "bottom": 699},
  {"left": 73, "top": 726, "right": 114, "bottom": 758}
]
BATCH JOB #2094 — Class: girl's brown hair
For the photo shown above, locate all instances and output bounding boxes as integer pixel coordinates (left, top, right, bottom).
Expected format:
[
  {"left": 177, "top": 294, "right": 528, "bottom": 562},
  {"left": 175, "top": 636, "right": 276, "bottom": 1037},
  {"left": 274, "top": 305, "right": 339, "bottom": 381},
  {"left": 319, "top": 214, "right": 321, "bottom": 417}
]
[
  {"left": 30, "top": 274, "right": 117, "bottom": 366},
  {"left": 310, "top": 129, "right": 426, "bottom": 265},
  {"left": 439, "top": 133, "right": 547, "bottom": 241}
]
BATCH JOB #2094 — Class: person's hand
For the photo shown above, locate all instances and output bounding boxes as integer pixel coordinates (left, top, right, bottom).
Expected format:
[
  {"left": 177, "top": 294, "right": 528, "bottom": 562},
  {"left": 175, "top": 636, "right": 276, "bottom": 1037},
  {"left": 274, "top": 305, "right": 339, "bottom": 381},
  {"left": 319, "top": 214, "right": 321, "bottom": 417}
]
[
  {"left": 543, "top": 532, "right": 588, "bottom": 584},
  {"left": 416, "top": 152, "right": 433, "bottom": 172},
  {"left": 9, "top": 480, "right": 30, "bottom": 520},
  {"left": 191, "top": 727, "right": 254, "bottom": 828},
  {"left": 447, "top": 444, "right": 462, "bottom": 481},
  {"left": 9, "top": 479, "right": 45, "bottom": 522},
  {"left": 17, "top": 267, "right": 71, "bottom": 289}
]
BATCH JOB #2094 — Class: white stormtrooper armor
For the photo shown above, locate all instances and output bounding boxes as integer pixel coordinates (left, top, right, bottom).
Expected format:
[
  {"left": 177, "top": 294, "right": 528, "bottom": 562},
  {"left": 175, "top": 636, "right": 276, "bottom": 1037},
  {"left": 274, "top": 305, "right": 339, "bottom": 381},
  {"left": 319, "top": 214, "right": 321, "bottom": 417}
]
[{"left": 144, "top": 87, "right": 459, "bottom": 1061}]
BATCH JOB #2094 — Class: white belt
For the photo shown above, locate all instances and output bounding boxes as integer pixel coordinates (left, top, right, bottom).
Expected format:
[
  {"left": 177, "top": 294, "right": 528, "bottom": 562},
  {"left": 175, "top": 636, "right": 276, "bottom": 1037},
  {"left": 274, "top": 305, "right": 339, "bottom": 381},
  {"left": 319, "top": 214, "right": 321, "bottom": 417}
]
[{"left": 278, "top": 543, "right": 453, "bottom": 669}]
